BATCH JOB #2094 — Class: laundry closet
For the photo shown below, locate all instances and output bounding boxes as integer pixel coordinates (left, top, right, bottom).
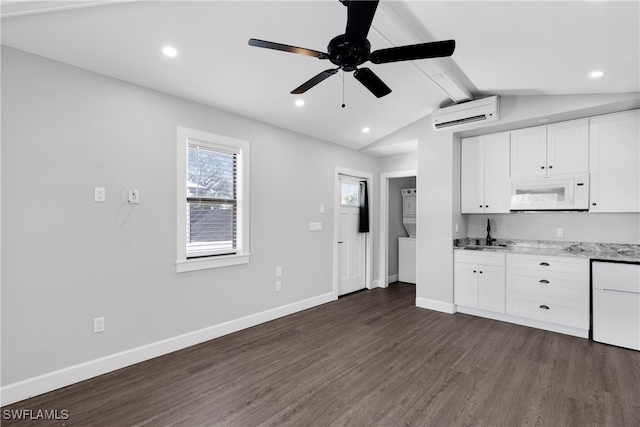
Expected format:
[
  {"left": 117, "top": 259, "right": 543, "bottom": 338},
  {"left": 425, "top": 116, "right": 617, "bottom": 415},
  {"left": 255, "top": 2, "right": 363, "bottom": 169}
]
[{"left": 388, "top": 177, "right": 417, "bottom": 284}]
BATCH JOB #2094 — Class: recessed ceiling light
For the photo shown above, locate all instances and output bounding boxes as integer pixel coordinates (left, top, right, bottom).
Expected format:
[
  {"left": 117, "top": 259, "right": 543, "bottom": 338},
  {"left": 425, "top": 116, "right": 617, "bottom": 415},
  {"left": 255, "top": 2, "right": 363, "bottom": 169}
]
[
  {"left": 362, "top": 127, "right": 370, "bottom": 133},
  {"left": 588, "top": 70, "right": 605, "bottom": 78},
  {"left": 295, "top": 99, "right": 304, "bottom": 107},
  {"left": 162, "top": 46, "right": 178, "bottom": 58}
]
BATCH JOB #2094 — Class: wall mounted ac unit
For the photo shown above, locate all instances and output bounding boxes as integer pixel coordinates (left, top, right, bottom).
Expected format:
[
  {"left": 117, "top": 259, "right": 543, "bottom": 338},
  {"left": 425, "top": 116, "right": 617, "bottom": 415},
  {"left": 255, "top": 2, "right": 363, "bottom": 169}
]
[{"left": 431, "top": 95, "right": 500, "bottom": 131}]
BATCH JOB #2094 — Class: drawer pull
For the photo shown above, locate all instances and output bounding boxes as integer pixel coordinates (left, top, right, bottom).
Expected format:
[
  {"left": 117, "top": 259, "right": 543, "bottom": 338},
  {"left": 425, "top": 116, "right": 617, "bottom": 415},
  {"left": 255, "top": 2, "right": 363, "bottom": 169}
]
[
  {"left": 539, "top": 305, "right": 550, "bottom": 310},
  {"left": 539, "top": 279, "right": 549, "bottom": 284},
  {"left": 539, "top": 262, "right": 550, "bottom": 267}
]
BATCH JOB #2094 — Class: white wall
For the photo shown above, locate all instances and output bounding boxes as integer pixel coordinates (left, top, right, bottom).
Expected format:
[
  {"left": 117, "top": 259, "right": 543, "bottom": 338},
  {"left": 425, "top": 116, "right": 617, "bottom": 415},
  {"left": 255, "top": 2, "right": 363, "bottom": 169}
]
[
  {"left": 378, "top": 152, "right": 417, "bottom": 173},
  {"left": 1, "top": 47, "right": 379, "bottom": 391},
  {"left": 387, "top": 176, "right": 416, "bottom": 277},
  {"left": 468, "top": 213, "right": 640, "bottom": 244}
]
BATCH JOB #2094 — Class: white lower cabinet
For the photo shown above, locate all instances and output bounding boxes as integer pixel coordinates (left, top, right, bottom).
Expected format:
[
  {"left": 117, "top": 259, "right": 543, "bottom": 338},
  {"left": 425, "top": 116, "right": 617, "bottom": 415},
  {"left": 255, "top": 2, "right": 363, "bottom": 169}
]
[
  {"left": 455, "top": 250, "right": 590, "bottom": 338},
  {"left": 454, "top": 251, "right": 505, "bottom": 313},
  {"left": 506, "top": 253, "right": 589, "bottom": 331}
]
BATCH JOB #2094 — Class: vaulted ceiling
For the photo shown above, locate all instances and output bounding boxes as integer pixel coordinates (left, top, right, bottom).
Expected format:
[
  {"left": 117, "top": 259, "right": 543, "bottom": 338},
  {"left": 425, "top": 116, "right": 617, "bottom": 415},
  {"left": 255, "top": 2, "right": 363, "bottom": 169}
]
[{"left": 2, "top": 1, "right": 638, "bottom": 154}]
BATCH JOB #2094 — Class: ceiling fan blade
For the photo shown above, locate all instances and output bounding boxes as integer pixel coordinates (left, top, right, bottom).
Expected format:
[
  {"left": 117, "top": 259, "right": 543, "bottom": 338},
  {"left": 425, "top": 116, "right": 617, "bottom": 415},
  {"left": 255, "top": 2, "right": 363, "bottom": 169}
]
[
  {"left": 291, "top": 68, "right": 339, "bottom": 94},
  {"left": 370, "top": 40, "right": 456, "bottom": 64},
  {"left": 344, "top": 0, "right": 379, "bottom": 43},
  {"left": 248, "top": 38, "right": 328, "bottom": 59},
  {"left": 353, "top": 67, "right": 391, "bottom": 98}
]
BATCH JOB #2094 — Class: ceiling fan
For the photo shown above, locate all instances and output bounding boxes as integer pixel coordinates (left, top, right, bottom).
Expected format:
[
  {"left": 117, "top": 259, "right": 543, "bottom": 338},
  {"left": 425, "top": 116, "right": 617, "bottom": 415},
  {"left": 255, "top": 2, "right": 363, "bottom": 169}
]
[{"left": 248, "top": 0, "right": 455, "bottom": 99}]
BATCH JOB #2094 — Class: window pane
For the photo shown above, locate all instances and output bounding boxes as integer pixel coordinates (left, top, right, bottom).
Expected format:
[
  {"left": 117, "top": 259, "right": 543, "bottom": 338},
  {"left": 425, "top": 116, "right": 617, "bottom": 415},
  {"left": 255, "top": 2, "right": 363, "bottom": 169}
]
[
  {"left": 187, "top": 202, "right": 236, "bottom": 256},
  {"left": 341, "top": 182, "right": 359, "bottom": 206},
  {"left": 188, "top": 146, "right": 235, "bottom": 200}
]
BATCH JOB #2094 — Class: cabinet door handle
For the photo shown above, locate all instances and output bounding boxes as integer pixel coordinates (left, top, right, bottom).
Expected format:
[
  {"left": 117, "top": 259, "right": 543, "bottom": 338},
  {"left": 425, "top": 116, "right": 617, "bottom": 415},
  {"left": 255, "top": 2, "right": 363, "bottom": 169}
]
[
  {"left": 338, "top": 241, "right": 344, "bottom": 244},
  {"left": 541, "top": 166, "right": 545, "bottom": 169},
  {"left": 479, "top": 205, "right": 483, "bottom": 208},
  {"left": 485, "top": 205, "right": 489, "bottom": 208},
  {"left": 548, "top": 165, "right": 553, "bottom": 169},
  {"left": 479, "top": 271, "right": 483, "bottom": 274},
  {"left": 539, "top": 262, "right": 550, "bottom": 266},
  {"left": 592, "top": 202, "right": 597, "bottom": 206},
  {"left": 539, "top": 279, "right": 549, "bottom": 284},
  {"left": 473, "top": 270, "right": 477, "bottom": 273},
  {"left": 539, "top": 305, "right": 550, "bottom": 310}
]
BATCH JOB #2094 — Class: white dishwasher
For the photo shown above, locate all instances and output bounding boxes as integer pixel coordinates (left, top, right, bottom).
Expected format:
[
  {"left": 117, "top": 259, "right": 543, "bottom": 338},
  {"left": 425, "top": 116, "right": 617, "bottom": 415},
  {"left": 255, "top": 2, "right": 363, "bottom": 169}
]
[{"left": 592, "top": 260, "right": 640, "bottom": 350}]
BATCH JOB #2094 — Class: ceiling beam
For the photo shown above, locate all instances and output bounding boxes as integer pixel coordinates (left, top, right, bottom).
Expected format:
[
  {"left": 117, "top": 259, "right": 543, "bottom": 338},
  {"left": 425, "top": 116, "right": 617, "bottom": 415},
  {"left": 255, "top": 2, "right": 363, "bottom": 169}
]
[
  {"left": 371, "top": 1, "right": 473, "bottom": 103},
  {"left": 0, "top": 0, "right": 136, "bottom": 18}
]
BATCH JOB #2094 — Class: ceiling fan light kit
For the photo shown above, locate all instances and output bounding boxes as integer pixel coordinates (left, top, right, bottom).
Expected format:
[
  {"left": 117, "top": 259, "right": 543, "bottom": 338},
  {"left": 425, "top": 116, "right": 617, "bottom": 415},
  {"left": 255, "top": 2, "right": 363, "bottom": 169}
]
[{"left": 248, "top": 0, "right": 456, "bottom": 100}]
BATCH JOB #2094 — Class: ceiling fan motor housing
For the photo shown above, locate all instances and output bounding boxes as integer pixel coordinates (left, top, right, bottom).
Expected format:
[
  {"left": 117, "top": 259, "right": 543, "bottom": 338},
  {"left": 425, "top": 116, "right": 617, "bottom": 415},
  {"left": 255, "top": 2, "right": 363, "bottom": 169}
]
[{"left": 328, "top": 34, "right": 370, "bottom": 72}]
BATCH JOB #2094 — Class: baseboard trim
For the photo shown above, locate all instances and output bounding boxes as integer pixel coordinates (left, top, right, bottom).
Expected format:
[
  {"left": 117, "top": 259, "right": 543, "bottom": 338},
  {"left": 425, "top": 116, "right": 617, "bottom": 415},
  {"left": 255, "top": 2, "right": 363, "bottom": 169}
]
[
  {"left": 455, "top": 306, "right": 589, "bottom": 339},
  {"left": 1, "top": 292, "right": 335, "bottom": 406},
  {"left": 388, "top": 274, "right": 398, "bottom": 283},
  {"left": 416, "top": 297, "right": 456, "bottom": 314}
]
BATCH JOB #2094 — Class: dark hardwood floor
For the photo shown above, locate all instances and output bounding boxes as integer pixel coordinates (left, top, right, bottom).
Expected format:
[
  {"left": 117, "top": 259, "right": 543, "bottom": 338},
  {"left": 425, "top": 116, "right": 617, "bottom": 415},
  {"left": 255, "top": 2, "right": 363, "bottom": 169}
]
[{"left": 3, "top": 282, "right": 639, "bottom": 426}]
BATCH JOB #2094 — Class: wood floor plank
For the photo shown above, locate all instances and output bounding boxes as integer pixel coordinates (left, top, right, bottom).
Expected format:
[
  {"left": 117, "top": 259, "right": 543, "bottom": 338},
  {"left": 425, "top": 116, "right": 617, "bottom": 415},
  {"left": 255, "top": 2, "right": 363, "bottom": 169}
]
[{"left": 2, "top": 283, "right": 639, "bottom": 426}]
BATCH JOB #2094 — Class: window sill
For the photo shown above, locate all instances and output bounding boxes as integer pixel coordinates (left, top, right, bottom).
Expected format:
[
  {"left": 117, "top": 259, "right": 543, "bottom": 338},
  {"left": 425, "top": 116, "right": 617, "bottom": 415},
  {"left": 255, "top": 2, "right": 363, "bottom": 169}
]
[{"left": 175, "top": 253, "right": 250, "bottom": 273}]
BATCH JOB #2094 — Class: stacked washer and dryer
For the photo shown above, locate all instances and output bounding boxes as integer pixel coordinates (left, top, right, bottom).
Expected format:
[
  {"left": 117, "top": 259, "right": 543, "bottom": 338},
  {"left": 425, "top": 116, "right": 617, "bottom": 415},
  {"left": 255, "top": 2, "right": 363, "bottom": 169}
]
[{"left": 398, "top": 188, "right": 416, "bottom": 284}]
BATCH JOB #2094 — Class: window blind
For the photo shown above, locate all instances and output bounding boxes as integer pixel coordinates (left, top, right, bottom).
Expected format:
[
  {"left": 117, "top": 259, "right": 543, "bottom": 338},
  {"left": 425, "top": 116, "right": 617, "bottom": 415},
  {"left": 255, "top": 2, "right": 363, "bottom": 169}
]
[{"left": 186, "top": 144, "right": 237, "bottom": 258}]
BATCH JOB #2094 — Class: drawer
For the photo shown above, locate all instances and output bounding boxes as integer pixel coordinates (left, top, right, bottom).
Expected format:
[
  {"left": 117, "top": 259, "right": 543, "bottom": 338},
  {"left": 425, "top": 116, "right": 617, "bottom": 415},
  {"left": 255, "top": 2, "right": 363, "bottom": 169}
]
[
  {"left": 455, "top": 250, "right": 505, "bottom": 267},
  {"left": 506, "top": 291, "right": 588, "bottom": 329},
  {"left": 506, "top": 253, "right": 588, "bottom": 274},
  {"left": 506, "top": 268, "right": 588, "bottom": 301}
]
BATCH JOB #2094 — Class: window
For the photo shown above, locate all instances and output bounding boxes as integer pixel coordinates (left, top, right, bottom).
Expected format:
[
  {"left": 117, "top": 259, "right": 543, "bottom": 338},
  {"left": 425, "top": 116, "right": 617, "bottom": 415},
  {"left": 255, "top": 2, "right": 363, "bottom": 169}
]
[
  {"left": 176, "top": 127, "right": 250, "bottom": 272},
  {"left": 340, "top": 181, "right": 360, "bottom": 206}
]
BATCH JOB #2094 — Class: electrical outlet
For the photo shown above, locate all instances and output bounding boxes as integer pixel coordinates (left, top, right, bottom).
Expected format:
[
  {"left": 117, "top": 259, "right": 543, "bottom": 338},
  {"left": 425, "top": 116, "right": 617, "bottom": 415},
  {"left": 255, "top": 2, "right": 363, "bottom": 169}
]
[
  {"left": 556, "top": 228, "right": 564, "bottom": 238},
  {"left": 276, "top": 266, "right": 282, "bottom": 277},
  {"left": 276, "top": 281, "right": 282, "bottom": 292},
  {"left": 94, "top": 187, "right": 106, "bottom": 202},
  {"left": 94, "top": 317, "right": 105, "bottom": 333}
]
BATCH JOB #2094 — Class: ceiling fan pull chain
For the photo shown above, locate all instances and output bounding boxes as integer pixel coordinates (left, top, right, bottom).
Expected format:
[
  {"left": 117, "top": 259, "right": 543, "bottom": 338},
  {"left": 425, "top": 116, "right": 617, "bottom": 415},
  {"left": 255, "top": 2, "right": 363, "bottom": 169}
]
[{"left": 342, "top": 71, "right": 346, "bottom": 108}]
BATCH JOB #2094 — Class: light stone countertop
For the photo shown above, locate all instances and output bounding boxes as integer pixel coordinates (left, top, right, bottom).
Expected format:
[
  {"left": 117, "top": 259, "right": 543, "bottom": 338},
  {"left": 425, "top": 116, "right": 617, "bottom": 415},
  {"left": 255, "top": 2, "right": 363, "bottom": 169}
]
[{"left": 454, "top": 238, "right": 640, "bottom": 263}]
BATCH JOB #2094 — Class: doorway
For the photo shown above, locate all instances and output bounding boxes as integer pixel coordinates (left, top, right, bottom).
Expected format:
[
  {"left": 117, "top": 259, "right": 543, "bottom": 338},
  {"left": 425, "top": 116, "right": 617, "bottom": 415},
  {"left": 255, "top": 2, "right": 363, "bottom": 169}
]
[
  {"left": 333, "top": 167, "right": 373, "bottom": 298},
  {"left": 379, "top": 169, "right": 417, "bottom": 288}
]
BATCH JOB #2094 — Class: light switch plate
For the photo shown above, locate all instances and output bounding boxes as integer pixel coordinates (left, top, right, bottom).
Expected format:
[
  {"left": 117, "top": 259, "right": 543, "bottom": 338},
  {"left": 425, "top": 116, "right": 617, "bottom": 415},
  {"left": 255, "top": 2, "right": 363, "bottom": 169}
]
[{"left": 309, "top": 222, "right": 322, "bottom": 231}]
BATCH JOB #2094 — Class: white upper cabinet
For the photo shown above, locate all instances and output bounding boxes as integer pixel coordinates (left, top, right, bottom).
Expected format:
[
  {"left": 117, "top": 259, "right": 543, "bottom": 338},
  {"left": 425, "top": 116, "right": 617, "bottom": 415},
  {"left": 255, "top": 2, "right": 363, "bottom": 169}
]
[
  {"left": 510, "top": 127, "right": 547, "bottom": 177},
  {"left": 510, "top": 119, "right": 589, "bottom": 177},
  {"left": 589, "top": 110, "right": 640, "bottom": 213},
  {"left": 461, "top": 132, "right": 510, "bottom": 214},
  {"left": 547, "top": 119, "right": 590, "bottom": 174}
]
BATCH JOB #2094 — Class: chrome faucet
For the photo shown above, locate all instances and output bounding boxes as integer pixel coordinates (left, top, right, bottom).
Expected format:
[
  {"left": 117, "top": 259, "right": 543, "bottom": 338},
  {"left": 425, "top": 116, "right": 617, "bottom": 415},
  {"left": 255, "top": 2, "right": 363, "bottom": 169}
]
[{"left": 486, "top": 218, "right": 494, "bottom": 246}]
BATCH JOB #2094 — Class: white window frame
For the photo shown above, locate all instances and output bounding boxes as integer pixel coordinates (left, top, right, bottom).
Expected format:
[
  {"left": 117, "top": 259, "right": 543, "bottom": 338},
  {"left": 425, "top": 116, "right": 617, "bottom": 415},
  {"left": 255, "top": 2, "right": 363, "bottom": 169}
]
[{"left": 176, "top": 126, "right": 250, "bottom": 273}]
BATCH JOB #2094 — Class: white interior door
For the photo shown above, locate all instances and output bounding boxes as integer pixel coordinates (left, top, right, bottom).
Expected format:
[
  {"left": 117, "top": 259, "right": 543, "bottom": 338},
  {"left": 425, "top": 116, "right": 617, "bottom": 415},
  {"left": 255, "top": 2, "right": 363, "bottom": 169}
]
[{"left": 338, "top": 175, "right": 366, "bottom": 296}]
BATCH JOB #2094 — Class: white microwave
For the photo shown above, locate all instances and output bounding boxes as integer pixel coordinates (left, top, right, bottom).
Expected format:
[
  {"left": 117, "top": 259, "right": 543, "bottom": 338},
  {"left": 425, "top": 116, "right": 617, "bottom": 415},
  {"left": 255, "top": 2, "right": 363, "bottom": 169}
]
[{"left": 510, "top": 173, "right": 589, "bottom": 211}]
